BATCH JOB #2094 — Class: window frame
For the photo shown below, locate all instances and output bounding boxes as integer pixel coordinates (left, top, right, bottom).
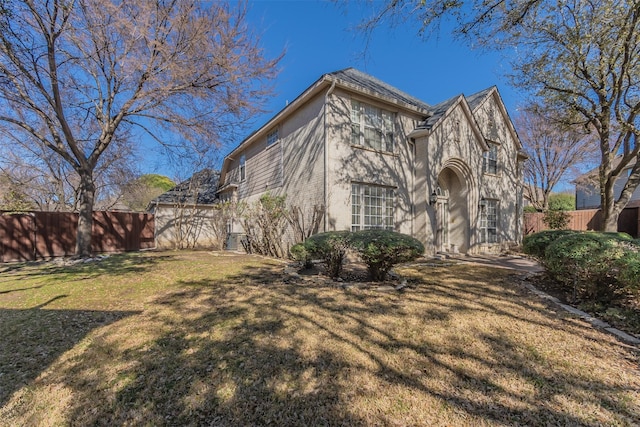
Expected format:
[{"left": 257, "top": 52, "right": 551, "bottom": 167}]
[
  {"left": 483, "top": 143, "right": 499, "bottom": 175},
  {"left": 267, "top": 129, "right": 279, "bottom": 147},
  {"left": 480, "top": 199, "right": 498, "bottom": 244},
  {"left": 351, "top": 183, "right": 395, "bottom": 231},
  {"left": 239, "top": 154, "right": 246, "bottom": 182},
  {"left": 351, "top": 100, "right": 395, "bottom": 152}
]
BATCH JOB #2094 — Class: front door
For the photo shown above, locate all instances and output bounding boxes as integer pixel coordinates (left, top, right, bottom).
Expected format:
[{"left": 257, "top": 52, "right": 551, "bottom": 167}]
[{"left": 435, "top": 186, "right": 450, "bottom": 252}]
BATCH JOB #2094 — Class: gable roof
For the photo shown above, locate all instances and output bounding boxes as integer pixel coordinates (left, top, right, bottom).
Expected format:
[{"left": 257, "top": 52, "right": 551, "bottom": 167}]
[
  {"left": 151, "top": 169, "right": 219, "bottom": 206},
  {"left": 466, "top": 86, "right": 525, "bottom": 155},
  {"left": 409, "top": 93, "right": 489, "bottom": 151},
  {"left": 326, "top": 68, "right": 431, "bottom": 112},
  {"left": 465, "top": 86, "right": 495, "bottom": 111},
  {"left": 219, "top": 68, "right": 434, "bottom": 184},
  {"left": 219, "top": 69, "right": 521, "bottom": 183}
]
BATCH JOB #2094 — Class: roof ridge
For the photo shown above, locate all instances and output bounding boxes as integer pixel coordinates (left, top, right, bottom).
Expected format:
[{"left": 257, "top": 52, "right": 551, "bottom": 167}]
[{"left": 326, "top": 68, "right": 431, "bottom": 111}]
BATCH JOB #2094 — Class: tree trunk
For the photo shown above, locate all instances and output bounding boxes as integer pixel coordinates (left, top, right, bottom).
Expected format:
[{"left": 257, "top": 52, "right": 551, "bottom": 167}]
[
  {"left": 75, "top": 172, "right": 96, "bottom": 257},
  {"left": 602, "top": 208, "right": 619, "bottom": 232}
]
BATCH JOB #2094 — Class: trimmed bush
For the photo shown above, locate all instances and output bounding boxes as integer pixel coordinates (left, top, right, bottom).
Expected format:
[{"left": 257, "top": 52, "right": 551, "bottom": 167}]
[
  {"left": 545, "top": 232, "right": 640, "bottom": 301},
  {"left": 303, "top": 231, "right": 351, "bottom": 278},
  {"left": 290, "top": 243, "right": 312, "bottom": 269},
  {"left": 350, "top": 230, "right": 424, "bottom": 281},
  {"left": 542, "top": 210, "right": 570, "bottom": 230},
  {"left": 522, "top": 229, "right": 578, "bottom": 259}
]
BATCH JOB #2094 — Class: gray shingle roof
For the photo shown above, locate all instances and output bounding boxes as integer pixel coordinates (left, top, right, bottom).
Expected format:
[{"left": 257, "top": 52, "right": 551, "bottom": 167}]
[
  {"left": 419, "top": 95, "right": 461, "bottom": 129},
  {"left": 327, "top": 68, "right": 431, "bottom": 112},
  {"left": 152, "top": 169, "right": 219, "bottom": 206},
  {"left": 466, "top": 86, "right": 495, "bottom": 111}
]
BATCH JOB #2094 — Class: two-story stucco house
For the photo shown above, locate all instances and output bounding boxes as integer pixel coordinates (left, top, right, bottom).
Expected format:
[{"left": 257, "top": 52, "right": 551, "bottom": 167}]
[{"left": 217, "top": 68, "right": 526, "bottom": 255}]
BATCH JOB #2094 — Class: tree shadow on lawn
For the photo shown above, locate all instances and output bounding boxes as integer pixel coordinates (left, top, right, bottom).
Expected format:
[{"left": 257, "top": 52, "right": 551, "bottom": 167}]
[
  {"left": 21, "top": 262, "right": 640, "bottom": 425},
  {"left": 0, "top": 296, "right": 139, "bottom": 407},
  {"left": 0, "top": 253, "right": 176, "bottom": 289}
]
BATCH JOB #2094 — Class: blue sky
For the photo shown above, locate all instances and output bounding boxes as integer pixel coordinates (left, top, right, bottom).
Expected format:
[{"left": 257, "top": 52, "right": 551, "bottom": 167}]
[{"left": 148, "top": 0, "right": 524, "bottom": 177}]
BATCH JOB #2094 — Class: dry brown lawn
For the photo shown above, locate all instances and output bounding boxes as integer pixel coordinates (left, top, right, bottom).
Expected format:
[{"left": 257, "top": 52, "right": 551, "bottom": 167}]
[{"left": 0, "top": 251, "right": 638, "bottom": 426}]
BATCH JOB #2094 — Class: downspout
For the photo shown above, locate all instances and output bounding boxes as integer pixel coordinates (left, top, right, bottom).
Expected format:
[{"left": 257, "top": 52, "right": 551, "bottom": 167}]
[
  {"left": 408, "top": 138, "right": 416, "bottom": 237},
  {"left": 323, "top": 79, "right": 336, "bottom": 232}
]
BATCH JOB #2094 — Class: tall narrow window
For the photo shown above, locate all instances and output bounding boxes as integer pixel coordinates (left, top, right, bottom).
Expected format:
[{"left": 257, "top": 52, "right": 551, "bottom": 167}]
[
  {"left": 267, "top": 129, "right": 278, "bottom": 146},
  {"left": 239, "top": 154, "right": 246, "bottom": 181},
  {"left": 351, "top": 183, "right": 395, "bottom": 231},
  {"left": 483, "top": 144, "right": 498, "bottom": 174},
  {"left": 480, "top": 199, "right": 498, "bottom": 243},
  {"left": 351, "top": 100, "right": 394, "bottom": 152}
]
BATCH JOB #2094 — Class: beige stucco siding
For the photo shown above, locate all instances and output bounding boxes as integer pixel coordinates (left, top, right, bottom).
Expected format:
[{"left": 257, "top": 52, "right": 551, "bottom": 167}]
[
  {"left": 225, "top": 90, "right": 327, "bottom": 249},
  {"left": 324, "top": 89, "right": 419, "bottom": 235},
  {"left": 472, "top": 93, "right": 524, "bottom": 248},
  {"left": 154, "top": 205, "right": 222, "bottom": 249},
  {"left": 281, "top": 92, "right": 326, "bottom": 220},
  {"left": 217, "top": 72, "right": 523, "bottom": 256},
  {"left": 418, "top": 103, "right": 485, "bottom": 254}
]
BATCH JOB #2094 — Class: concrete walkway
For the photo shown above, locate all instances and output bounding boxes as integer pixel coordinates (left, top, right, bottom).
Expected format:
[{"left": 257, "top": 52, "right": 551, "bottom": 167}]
[{"left": 442, "top": 253, "right": 544, "bottom": 274}]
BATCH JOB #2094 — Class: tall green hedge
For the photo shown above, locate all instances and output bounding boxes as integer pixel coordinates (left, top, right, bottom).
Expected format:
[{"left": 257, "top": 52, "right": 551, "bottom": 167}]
[{"left": 524, "top": 230, "right": 640, "bottom": 301}]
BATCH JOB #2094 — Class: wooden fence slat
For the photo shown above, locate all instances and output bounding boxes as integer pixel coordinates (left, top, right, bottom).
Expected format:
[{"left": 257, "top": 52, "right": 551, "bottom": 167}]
[
  {"left": 0, "top": 211, "right": 155, "bottom": 262},
  {"left": 524, "top": 207, "right": 639, "bottom": 237}
]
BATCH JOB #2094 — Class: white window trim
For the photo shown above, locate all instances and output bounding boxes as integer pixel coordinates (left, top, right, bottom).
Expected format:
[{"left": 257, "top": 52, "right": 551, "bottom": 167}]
[
  {"left": 239, "top": 154, "right": 246, "bottom": 182},
  {"left": 351, "top": 183, "right": 395, "bottom": 231},
  {"left": 480, "top": 199, "right": 499, "bottom": 244},
  {"left": 351, "top": 99, "right": 395, "bottom": 153},
  {"left": 483, "top": 143, "right": 499, "bottom": 175},
  {"left": 267, "top": 129, "right": 279, "bottom": 147}
]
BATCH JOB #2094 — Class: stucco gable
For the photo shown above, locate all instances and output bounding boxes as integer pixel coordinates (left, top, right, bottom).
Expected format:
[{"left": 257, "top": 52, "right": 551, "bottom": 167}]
[
  {"left": 467, "top": 86, "right": 523, "bottom": 153},
  {"left": 410, "top": 94, "right": 489, "bottom": 152}
]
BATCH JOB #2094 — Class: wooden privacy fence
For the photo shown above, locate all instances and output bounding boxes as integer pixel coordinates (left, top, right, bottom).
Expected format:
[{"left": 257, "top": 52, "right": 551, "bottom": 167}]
[
  {"left": 0, "top": 211, "right": 155, "bottom": 262},
  {"left": 524, "top": 207, "right": 640, "bottom": 237}
]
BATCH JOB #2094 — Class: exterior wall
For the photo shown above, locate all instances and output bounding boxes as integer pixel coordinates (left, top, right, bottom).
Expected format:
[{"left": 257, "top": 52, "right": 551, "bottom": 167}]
[
  {"left": 416, "top": 103, "right": 484, "bottom": 255},
  {"left": 472, "top": 93, "right": 524, "bottom": 251},
  {"left": 324, "top": 88, "right": 419, "bottom": 236},
  {"left": 154, "top": 205, "right": 223, "bottom": 249},
  {"left": 220, "top": 91, "right": 327, "bottom": 249},
  {"left": 218, "top": 78, "right": 523, "bottom": 256}
]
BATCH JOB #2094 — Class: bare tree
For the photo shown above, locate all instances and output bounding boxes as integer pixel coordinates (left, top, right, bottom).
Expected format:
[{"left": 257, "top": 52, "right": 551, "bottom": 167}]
[
  {"left": 516, "top": 106, "right": 594, "bottom": 211},
  {"left": 0, "top": 127, "right": 138, "bottom": 211},
  {"left": 0, "top": 0, "right": 279, "bottom": 256},
  {"left": 357, "top": 0, "right": 640, "bottom": 231}
]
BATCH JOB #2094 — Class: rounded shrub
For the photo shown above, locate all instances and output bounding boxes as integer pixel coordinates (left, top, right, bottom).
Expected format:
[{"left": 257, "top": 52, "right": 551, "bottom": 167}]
[
  {"left": 544, "top": 232, "right": 640, "bottom": 301},
  {"left": 542, "top": 210, "right": 570, "bottom": 230},
  {"left": 522, "top": 229, "right": 578, "bottom": 259},
  {"left": 303, "top": 231, "right": 351, "bottom": 278},
  {"left": 290, "top": 243, "right": 312, "bottom": 269},
  {"left": 350, "top": 229, "right": 424, "bottom": 281}
]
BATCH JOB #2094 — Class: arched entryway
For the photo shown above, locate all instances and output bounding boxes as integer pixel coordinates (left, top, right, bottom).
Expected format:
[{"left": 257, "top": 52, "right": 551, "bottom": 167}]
[{"left": 435, "top": 161, "right": 472, "bottom": 253}]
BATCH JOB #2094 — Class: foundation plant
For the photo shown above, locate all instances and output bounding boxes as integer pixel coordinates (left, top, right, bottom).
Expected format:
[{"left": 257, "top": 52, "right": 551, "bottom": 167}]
[{"left": 292, "top": 230, "right": 424, "bottom": 281}]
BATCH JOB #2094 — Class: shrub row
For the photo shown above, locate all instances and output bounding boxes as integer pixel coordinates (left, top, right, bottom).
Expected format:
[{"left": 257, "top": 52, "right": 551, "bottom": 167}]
[
  {"left": 291, "top": 230, "right": 424, "bottom": 281},
  {"left": 523, "top": 230, "right": 640, "bottom": 301}
]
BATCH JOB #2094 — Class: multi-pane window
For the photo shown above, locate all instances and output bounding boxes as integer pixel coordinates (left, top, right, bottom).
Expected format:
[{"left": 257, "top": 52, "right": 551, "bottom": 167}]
[
  {"left": 267, "top": 129, "right": 278, "bottom": 146},
  {"left": 351, "top": 183, "right": 395, "bottom": 231},
  {"left": 480, "top": 199, "right": 498, "bottom": 243},
  {"left": 483, "top": 144, "right": 498, "bottom": 174},
  {"left": 239, "top": 154, "right": 246, "bottom": 181},
  {"left": 351, "top": 100, "right": 394, "bottom": 152}
]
